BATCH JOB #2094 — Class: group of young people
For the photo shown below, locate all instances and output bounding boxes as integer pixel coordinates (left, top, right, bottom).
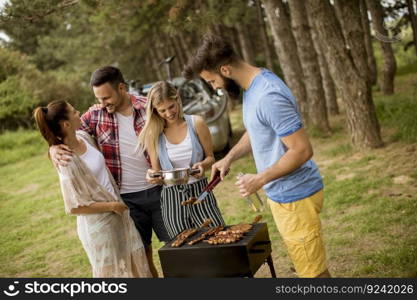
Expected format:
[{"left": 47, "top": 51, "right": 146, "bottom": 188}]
[{"left": 34, "top": 34, "right": 331, "bottom": 278}]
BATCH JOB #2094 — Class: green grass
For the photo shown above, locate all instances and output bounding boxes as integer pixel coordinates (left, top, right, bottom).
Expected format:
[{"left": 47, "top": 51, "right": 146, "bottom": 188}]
[
  {"left": 355, "top": 239, "right": 417, "bottom": 277},
  {"left": 375, "top": 96, "right": 417, "bottom": 143},
  {"left": 0, "top": 129, "right": 47, "bottom": 166},
  {"left": 0, "top": 150, "right": 91, "bottom": 277},
  {"left": 324, "top": 143, "right": 353, "bottom": 157}
]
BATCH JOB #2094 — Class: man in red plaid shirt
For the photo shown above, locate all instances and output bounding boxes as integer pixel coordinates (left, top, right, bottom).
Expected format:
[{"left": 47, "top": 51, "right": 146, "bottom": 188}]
[{"left": 51, "top": 66, "right": 169, "bottom": 277}]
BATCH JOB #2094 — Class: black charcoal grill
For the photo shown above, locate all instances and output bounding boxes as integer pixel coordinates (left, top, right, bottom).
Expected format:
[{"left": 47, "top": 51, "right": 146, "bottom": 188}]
[{"left": 158, "top": 222, "right": 276, "bottom": 277}]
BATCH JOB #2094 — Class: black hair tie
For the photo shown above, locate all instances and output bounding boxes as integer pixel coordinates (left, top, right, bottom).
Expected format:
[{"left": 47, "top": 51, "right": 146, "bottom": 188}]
[{"left": 42, "top": 107, "right": 48, "bottom": 114}]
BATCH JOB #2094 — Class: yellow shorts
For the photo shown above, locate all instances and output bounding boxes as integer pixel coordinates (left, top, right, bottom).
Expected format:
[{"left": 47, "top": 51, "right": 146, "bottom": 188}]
[{"left": 268, "top": 190, "right": 327, "bottom": 278}]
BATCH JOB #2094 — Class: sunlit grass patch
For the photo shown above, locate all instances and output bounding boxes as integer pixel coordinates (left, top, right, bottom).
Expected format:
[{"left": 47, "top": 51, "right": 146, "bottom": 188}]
[
  {"left": 355, "top": 240, "right": 417, "bottom": 278},
  {"left": 0, "top": 129, "right": 47, "bottom": 166},
  {"left": 324, "top": 143, "right": 353, "bottom": 157}
]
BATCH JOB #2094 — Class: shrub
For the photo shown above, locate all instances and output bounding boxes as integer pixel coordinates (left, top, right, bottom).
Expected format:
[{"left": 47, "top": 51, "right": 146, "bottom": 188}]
[
  {"left": 0, "top": 76, "right": 40, "bottom": 128},
  {"left": 0, "top": 47, "right": 91, "bottom": 131},
  {"left": 376, "top": 97, "right": 417, "bottom": 143}
]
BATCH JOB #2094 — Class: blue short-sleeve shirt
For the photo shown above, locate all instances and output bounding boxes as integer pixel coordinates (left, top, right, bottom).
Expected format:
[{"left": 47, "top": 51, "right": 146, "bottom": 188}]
[{"left": 243, "top": 69, "right": 323, "bottom": 203}]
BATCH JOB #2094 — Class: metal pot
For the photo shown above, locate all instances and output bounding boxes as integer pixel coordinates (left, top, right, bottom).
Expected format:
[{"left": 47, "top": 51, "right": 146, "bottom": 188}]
[{"left": 150, "top": 167, "right": 200, "bottom": 185}]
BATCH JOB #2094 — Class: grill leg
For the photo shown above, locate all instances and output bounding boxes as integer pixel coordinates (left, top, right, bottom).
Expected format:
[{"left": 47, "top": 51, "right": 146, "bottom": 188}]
[{"left": 266, "top": 255, "right": 277, "bottom": 278}]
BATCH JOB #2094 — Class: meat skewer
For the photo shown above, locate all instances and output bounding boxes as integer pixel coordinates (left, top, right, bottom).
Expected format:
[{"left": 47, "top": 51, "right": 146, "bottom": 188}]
[
  {"left": 181, "top": 196, "right": 198, "bottom": 206},
  {"left": 188, "top": 225, "right": 224, "bottom": 245},
  {"left": 181, "top": 170, "right": 229, "bottom": 206},
  {"left": 171, "top": 219, "right": 212, "bottom": 247},
  {"left": 204, "top": 215, "right": 262, "bottom": 245},
  {"left": 171, "top": 228, "right": 197, "bottom": 247},
  {"left": 204, "top": 231, "right": 244, "bottom": 245},
  {"left": 229, "top": 215, "right": 262, "bottom": 233}
]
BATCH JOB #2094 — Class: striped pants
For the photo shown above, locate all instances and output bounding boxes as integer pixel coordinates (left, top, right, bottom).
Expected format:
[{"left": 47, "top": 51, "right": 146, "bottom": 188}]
[{"left": 161, "top": 177, "right": 225, "bottom": 239}]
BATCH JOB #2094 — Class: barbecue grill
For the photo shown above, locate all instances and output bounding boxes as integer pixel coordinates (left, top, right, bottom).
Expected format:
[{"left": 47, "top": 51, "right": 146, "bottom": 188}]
[{"left": 158, "top": 222, "right": 276, "bottom": 277}]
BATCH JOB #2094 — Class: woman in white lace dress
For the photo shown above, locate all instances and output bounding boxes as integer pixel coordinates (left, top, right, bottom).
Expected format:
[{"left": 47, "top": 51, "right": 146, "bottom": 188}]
[{"left": 34, "top": 100, "right": 151, "bottom": 278}]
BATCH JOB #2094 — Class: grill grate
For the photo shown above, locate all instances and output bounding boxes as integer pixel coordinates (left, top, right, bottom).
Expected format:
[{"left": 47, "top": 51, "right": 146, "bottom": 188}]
[{"left": 158, "top": 223, "right": 277, "bottom": 277}]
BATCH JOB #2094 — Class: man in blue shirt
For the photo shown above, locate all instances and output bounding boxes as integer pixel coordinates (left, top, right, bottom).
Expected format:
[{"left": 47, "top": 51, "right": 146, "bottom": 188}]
[{"left": 183, "top": 34, "right": 331, "bottom": 278}]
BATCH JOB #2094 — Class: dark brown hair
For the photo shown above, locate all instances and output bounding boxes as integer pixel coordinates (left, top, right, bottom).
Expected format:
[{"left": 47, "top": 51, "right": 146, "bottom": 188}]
[
  {"left": 183, "top": 34, "right": 240, "bottom": 80},
  {"left": 33, "top": 100, "right": 69, "bottom": 147},
  {"left": 90, "top": 66, "right": 126, "bottom": 90}
]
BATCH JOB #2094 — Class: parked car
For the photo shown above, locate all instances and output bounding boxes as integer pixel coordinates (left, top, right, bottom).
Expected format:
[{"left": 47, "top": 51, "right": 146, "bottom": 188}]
[{"left": 129, "top": 77, "right": 233, "bottom": 154}]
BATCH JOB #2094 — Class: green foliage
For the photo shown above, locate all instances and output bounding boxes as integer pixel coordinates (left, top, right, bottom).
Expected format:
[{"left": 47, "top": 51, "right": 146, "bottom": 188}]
[
  {"left": 373, "top": 27, "right": 417, "bottom": 77},
  {"left": 0, "top": 48, "right": 29, "bottom": 81},
  {"left": 375, "top": 96, "right": 417, "bottom": 143},
  {"left": 0, "top": 47, "right": 92, "bottom": 130},
  {"left": 392, "top": 28, "right": 417, "bottom": 76},
  {"left": 371, "top": 26, "right": 417, "bottom": 143},
  {"left": 0, "top": 76, "right": 38, "bottom": 127},
  {"left": 1, "top": 0, "right": 280, "bottom": 82},
  {"left": 0, "top": 0, "right": 65, "bottom": 68}
]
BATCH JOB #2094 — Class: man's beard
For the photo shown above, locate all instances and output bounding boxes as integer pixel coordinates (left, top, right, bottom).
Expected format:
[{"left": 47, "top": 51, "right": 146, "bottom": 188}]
[
  {"left": 110, "top": 91, "right": 123, "bottom": 113},
  {"left": 223, "top": 76, "right": 241, "bottom": 99}
]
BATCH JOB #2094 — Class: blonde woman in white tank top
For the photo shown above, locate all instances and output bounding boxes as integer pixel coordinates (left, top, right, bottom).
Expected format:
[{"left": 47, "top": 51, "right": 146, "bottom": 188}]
[{"left": 139, "top": 81, "right": 225, "bottom": 239}]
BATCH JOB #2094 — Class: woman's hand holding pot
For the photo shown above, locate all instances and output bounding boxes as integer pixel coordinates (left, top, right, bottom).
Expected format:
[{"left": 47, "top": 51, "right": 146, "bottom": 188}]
[
  {"left": 146, "top": 169, "right": 164, "bottom": 185},
  {"left": 191, "top": 162, "right": 205, "bottom": 178}
]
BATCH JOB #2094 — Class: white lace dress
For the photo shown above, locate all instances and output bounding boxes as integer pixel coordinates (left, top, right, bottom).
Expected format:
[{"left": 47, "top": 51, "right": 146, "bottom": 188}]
[{"left": 57, "top": 131, "right": 152, "bottom": 278}]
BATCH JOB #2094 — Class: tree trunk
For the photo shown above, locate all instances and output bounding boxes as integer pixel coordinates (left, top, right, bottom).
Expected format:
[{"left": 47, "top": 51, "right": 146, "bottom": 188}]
[
  {"left": 158, "top": 34, "right": 175, "bottom": 79},
  {"left": 307, "top": 0, "right": 383, "bottom": 149},
  {"left": 229, "top": 26, "right": 244, "bottom": 59},
  {"left": 288, "top": 0, "right": 331, "bottom": 135},
  {"left": 213, "top": 24, "right": 226, "bottom": 38},
  {"left": 145, "top": 56, "right": 157, "bottom": 82},
  {"left": 235, "top": 22, "right": 255, "bottom": 65},
  {"left": 171, "top": 34, "right": 186, "bottom": 71},
  {"left": 178, "top": 31, "right": 192, "bottom": 62},
  {"left": 360, "top": 0, "right": 378, "bottom": 85},
  {"left": 165, "top": 34, "right": 181, "bottom": 78},
  {"left": 255, "top": 0, "right": 274, "bottom": 70},
  {"left": 334, "top": 0, "right": 372, "bottom": 87},
  {"left": 310, "top": 26, "right": 339, "bottom": 115},
  {"left": 152, "top": 29, "right": 168, "bottom": 80},
  {"left": 188, "top": 30, "right": 199, "bottom": 52},
  {"left": 262, "top": 0, "right": 309, "bottom": 125},
  {"left": 149, "top": 41, "right": 164, "bottom": 80},
  {"left": 406, "top": 0, "right": 417, "bottom": 56},
  {"left": 366, "top": 0, "right": 397, "bottom": 94}
]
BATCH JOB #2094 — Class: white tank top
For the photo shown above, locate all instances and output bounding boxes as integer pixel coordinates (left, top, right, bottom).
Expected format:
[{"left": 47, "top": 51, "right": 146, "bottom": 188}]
[
  {"left": 116, "top": 112, "right": 154, "bottom": 194},
  {"left": 165, "top": 120, "right": 198, "bottom": 184},
  {"left": 79, "top": 136, "right": 117, "bottom": 199}
]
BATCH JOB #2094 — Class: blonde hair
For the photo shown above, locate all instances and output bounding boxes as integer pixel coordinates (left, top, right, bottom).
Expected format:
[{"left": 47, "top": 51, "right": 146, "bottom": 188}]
[{"left": 138, "top": 81, "right": 184, "bottom": 155}]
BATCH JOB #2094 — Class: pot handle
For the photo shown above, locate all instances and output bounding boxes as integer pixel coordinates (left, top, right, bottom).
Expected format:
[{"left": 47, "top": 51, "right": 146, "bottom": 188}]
[
  {"left": 149, "top": 172, "right": 162, "bottom": 178},
  {"left": 189, "top": 168, "right": 201, "bottom": 176}
]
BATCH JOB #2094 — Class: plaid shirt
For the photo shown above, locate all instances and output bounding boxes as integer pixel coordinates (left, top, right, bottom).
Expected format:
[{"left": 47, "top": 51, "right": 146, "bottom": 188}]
[{"left": 79, "top": 94, "right": 150, "bottom": 189}]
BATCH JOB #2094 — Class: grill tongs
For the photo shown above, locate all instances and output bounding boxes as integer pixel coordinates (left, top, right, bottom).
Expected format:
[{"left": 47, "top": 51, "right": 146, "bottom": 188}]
[{"left": 181, "top": 169, "right": 229, "bottom": 206}]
